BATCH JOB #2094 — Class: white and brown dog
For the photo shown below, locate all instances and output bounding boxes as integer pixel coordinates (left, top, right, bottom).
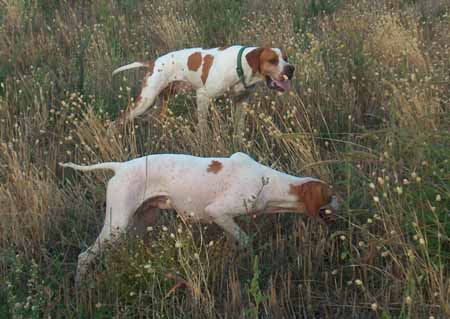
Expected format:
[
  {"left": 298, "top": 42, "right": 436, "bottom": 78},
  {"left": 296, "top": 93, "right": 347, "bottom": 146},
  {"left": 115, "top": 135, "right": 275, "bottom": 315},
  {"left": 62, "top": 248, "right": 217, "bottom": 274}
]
[
  {"left": 112, "top": 46, "right": 295, "bottom": 134},
  {"left": 60, "top": 152, "right": 338, "bottom": 283}
]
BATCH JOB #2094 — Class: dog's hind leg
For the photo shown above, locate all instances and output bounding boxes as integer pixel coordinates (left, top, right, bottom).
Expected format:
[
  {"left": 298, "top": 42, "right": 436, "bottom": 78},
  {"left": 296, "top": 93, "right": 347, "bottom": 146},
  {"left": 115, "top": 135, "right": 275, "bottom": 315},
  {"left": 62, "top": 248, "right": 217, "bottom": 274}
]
[
  {"left": 126, "top": 75, "right": 168, "bottom": 123},
  {"left": 196, "top": 92, "right": 211, "bottom": 138},
  {"left": 114, "top": 72, "right": 169, "bottom": 128},
  {"left": 75, "top": 178, "right": 136, "bottom": 286}
]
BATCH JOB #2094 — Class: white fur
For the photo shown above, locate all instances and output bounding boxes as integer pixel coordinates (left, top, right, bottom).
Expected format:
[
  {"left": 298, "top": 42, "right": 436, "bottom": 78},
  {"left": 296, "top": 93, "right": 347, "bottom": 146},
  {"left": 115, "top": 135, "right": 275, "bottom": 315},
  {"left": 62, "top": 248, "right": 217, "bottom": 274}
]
[
  {"left": 112, "top": 46, "right": 291, "bottom": 134},
  {"left": 60, "top": 152, "right": 336, "bottom": 284}
]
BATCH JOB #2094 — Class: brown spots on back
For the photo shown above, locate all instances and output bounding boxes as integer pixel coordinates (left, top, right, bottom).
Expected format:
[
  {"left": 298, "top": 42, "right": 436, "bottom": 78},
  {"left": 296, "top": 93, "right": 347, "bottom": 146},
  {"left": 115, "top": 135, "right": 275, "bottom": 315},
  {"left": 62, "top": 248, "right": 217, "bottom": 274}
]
[
  {"left": 187, "top": 52, "right": 202, "bottom": 71},
  {"left": 201, "top": 54, "right": 214, "bottom": 84},
  {"left": 207, "top": 160, "right": 223, "bottom": 174},
  {"left": 289, "top": 181, "right": 333, "bottom": 217}
]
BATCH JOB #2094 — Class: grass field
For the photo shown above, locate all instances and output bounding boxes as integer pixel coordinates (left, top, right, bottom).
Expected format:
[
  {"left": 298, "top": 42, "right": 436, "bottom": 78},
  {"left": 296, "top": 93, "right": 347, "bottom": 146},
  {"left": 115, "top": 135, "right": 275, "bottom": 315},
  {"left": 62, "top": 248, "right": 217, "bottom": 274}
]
[{"left": 1, "top": 0, "right": 449, "bottom": 318}]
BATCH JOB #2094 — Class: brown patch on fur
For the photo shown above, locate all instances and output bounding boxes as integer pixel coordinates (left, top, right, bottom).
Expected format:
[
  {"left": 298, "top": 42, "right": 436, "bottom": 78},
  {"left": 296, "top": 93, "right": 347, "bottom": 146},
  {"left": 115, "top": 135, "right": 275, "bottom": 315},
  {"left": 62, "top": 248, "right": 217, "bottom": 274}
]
[
  {"left": 187, "top": 52, "right": 202, "bottom": 71},
  {"left": 245, "top": 47, "right": 264, "bottom": 74},
  {"left": 146, "top": 60, "right": 155, "bottom": 73},
  {"left": 259, "top": 48, "right": 279, "bottom": 76},
  {"left": 289, "top": 181, "right": 333, "bottom": 217},
  {"left": 201, "top": 54, "right": 214, "bottom": 84},
  {"left": 281, "top": 50, "right": 288, "bottom": 62},
  {"left": 246, "top": 48, "right": 279, "bottom": 75},
  {"left": 207, "top": 160, "right": 223, "bottom": 174}
]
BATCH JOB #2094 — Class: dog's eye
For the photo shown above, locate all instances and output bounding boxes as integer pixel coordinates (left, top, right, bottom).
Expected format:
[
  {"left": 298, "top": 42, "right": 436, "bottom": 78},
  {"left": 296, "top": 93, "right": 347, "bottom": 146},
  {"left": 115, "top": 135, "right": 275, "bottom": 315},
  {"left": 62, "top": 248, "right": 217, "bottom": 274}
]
[{"left": 269, "top": 58, "right": 278, "bottom": 65}]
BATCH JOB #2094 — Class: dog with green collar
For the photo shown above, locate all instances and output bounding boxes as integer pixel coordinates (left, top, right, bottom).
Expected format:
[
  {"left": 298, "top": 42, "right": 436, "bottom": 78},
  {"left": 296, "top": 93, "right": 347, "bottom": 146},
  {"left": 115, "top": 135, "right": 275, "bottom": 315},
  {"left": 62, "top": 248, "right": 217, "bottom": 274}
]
[{"left": 112, "top": 46, "right": 295, "bottom": 136}]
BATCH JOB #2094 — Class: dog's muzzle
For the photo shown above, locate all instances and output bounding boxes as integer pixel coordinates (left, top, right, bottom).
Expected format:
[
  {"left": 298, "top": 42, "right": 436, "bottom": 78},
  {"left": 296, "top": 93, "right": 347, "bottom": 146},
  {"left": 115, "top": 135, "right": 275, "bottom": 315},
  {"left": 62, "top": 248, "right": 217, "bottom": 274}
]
[
  {"left": 284, "top": 65, "right": 295, "bottom": 80},
  {"left": 318, "top": 195, "right": 339, "bottom": 224}
]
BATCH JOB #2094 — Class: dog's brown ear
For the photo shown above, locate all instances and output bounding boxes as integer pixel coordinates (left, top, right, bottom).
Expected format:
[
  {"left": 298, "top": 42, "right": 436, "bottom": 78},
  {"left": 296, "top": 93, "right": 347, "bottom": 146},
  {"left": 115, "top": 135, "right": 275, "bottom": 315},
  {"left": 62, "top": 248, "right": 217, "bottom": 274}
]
[
  {"left": 290, "top": 181, "right": 333, "bottom": 216},
  {"left": 245, "top": 47, "right": 264, "bottom": 74},
  {"left": 303, "top": 182, "right": 333, "bottom": 216}
]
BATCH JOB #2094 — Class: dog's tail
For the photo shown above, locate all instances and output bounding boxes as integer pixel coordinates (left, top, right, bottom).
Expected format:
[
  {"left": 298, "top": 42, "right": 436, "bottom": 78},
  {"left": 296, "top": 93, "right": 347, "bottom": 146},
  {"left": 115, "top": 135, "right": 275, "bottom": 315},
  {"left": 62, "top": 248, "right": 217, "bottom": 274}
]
[
  {"left": 112, "top": 62, "right": 149, "bottom": 76},
  {"left": 59, "top": 162, "right": 122, "bottom": 174}
]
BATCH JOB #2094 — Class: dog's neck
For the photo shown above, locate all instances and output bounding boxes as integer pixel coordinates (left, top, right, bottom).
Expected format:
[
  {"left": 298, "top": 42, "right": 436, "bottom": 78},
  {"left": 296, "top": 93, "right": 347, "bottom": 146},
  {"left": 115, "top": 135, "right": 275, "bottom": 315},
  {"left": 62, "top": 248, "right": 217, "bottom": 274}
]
[
  {"left": 259, "top": 167, "right": 318, "bottom": 212},
  {"left": 238, "top": 47, "right": 265, "bottom": 88}
]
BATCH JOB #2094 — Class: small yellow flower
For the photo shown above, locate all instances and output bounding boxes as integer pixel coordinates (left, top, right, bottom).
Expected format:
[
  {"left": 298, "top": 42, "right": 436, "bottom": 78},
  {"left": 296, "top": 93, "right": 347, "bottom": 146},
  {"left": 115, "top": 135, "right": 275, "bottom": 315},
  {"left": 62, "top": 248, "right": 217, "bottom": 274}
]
[
  {"left": 435, "top": 194, "right": 441, "bottom": 202},
  {"left": 373, "top": 196, "right": 380, "bottom": 203},
  {"left": 355, "top": 279, "right": 363, "bottom": 286},
  {"left": 405, "top": 296, "right": 412, "bottom": 304}
]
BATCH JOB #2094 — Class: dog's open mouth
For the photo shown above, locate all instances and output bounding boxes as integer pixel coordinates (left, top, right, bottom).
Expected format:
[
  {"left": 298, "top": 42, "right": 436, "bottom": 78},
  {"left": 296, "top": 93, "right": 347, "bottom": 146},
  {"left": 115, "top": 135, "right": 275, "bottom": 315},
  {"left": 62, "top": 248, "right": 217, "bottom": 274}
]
[
  {"left": 318, "top": 195, "right": 339, "bottom": 224},
  {"left": 266, "top": 75, "right": 292, "bottom": 92}
]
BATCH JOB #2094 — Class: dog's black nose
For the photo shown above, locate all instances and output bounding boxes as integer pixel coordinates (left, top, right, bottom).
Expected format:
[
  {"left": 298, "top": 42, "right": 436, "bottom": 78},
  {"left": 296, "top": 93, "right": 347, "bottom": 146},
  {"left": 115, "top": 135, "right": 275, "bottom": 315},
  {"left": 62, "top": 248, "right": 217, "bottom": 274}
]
[{"left": 284, "top": 65, "right": 295, "bottom": 79}]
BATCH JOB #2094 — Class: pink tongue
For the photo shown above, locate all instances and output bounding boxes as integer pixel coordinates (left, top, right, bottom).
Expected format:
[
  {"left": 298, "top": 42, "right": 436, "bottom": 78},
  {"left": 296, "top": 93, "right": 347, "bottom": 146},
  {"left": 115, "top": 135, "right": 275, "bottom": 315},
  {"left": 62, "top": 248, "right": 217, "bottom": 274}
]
[{"left": 274, "top": 79, "right": 291, "bottom": 91}]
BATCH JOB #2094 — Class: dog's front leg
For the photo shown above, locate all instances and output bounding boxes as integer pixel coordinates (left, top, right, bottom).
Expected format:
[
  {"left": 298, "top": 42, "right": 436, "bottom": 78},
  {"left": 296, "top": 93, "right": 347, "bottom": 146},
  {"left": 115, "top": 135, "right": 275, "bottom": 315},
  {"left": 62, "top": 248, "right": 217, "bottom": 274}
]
[
  {"left": 196, "top": 92, "right": 210, "bottom": 137},
  {"left": 215, "top": 216, "right": 249, "bottom": 246},
  {"left": 205, "top": 202, "right": 249, "bottom": 245},
  {"left": 233, "top": 100, "right": 247, "bottom": 142}
]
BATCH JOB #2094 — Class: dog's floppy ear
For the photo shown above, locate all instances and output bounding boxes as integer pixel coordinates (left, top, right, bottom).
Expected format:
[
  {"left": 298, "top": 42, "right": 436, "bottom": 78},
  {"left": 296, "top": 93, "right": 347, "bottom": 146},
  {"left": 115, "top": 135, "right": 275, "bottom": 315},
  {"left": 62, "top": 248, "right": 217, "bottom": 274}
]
[
  {"left": 245, "top": 47, "right": 264, "bottom": 74},
  {"left": 302, "top": 182, "right": 333, "bottom": 216},
  {"left": 290, "top": 181, "right": 333, "bottom": 216}
]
